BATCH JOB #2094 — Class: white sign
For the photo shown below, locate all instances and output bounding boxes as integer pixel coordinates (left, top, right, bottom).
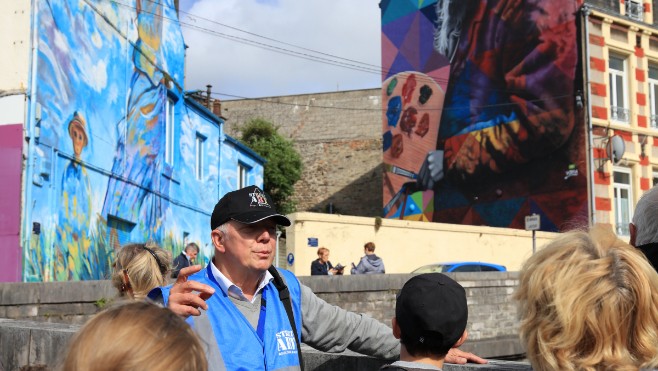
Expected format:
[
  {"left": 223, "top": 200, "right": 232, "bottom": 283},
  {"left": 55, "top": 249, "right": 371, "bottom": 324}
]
[{"left": 525, "top": 214, "right": 540, "bottom": 231}]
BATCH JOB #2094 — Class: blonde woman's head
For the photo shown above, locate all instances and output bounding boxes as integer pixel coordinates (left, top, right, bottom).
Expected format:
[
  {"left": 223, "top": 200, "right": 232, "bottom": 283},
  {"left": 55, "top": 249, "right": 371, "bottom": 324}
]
[
  {"left": 60, "top": 301, "right": 207, "bottom": 371},
  {"left": 514, "top": 225, "right": 658, "bottom": 371},
  {"left": 112, "top": 243, "right": 171, "bottom": 300}
]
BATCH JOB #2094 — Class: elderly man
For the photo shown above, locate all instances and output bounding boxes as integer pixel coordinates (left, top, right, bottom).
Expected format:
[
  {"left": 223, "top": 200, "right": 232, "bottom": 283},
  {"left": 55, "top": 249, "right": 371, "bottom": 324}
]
[
  {"left": 630, "top": 185, "right": 658, "bottom": 270},
  {"left": 171, "top": 242, "right": 200, "bottom": 278},
  {"left": 152, "top": 186, "right": 485, "bottom": 370}
]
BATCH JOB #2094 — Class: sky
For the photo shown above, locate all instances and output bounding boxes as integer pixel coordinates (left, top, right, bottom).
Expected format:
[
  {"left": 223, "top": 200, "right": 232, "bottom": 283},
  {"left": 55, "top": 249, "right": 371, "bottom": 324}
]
[{"left": 178, "top": 0, "right": 382, "bottom": 100}]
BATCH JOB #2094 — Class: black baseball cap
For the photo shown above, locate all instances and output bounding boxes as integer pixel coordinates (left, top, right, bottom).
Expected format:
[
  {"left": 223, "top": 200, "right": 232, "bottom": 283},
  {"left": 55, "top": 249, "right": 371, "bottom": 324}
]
[
  {"left": 396, "top": 273, "right": 468, "bottom": 351},
  {"left": 210, "top": 185, "right": 291, "bottom": 230}
]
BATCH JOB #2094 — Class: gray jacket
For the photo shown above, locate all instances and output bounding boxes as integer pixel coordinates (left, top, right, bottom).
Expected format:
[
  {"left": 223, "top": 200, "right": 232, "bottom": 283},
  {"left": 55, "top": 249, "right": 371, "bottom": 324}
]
[{"left": 351, "top": 254, "right": 386, "bottom": 274}]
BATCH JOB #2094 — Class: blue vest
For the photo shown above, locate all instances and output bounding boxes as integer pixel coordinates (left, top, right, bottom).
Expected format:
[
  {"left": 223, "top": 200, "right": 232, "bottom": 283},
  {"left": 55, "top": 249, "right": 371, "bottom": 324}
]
[{"left": 159, "top": 265, "right": 303, "bottom": 371}]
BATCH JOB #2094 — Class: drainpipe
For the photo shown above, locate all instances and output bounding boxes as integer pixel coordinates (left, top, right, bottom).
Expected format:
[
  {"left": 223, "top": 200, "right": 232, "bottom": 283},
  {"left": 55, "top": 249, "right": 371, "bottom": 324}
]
[
  {"left": 22, "top": 0, "right": 41, "bottom": 280},
  {"left": 275, "top": 230, "right": 282, "bottom": 268},
  {"left": 583, "top": 5, "right": 597, "bottom": 225}
]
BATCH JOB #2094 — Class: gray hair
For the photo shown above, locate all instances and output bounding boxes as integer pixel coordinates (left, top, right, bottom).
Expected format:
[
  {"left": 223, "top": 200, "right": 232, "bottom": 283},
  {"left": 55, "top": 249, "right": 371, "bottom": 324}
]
[
  {"left": 632, "top": 185, "right": 658, "bottom": 246},
  {"left": 214, "top": 223, "right": 230, "bottom": 242}
]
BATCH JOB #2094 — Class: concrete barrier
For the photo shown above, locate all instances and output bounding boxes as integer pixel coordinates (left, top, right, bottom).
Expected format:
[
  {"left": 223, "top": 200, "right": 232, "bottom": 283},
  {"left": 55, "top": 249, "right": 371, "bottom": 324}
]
[{"left": 0, "top": 318, "right": 531, "bottom": 370}]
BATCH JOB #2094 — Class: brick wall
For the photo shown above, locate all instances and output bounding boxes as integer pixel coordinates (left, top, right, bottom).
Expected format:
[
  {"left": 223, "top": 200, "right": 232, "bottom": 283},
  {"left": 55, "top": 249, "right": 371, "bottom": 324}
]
[{"left": 221, "top": 89, "right": 383, "bottom": 216}]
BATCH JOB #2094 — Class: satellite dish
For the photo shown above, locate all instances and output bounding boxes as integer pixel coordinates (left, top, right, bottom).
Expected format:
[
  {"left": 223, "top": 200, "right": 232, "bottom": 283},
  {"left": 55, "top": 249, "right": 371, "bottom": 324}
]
[{"left": 606, "top": 135, "right": 626, "bottom": 164}]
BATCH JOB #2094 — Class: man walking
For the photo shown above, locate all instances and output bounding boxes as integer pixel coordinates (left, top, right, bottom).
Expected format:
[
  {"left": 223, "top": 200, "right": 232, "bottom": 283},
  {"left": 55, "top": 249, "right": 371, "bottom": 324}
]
[{"left": 171, "top": 242, "right": 199, "bottom": 278}]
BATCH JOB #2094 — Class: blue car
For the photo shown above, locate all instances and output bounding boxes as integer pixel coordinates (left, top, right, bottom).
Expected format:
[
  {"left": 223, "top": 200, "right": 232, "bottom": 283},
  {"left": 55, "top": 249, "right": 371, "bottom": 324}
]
[{"left": 412, "top": 261, "right": 507, "bottom": 273}]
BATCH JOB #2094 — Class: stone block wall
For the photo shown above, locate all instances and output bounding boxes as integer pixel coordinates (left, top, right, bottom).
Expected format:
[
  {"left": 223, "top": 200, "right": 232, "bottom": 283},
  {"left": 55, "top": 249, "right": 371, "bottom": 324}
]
[
  {"left": 221, "top": 89, "right": 383, "bottom": 216},
  {"left": 0, "top": 272, "right": 524, "bottom": 360}
]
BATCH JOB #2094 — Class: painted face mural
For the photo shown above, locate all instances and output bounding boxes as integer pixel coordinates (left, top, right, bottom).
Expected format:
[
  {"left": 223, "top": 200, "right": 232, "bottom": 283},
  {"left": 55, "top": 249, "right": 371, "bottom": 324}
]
[{"left": 381, "top": 0, "right": 587, "bottom": 231}]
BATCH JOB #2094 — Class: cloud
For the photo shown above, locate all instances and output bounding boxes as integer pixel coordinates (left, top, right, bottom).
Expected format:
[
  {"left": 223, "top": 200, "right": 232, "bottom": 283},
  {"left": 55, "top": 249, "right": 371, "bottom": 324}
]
[{"left": 179, "top": 0, "right": 381, "bottom": 99}]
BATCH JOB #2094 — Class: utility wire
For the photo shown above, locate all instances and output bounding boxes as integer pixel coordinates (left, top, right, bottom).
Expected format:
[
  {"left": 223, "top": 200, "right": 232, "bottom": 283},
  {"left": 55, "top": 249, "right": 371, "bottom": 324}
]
[{"left": 213, "top": 91, "right": 576, "bottom": 112}]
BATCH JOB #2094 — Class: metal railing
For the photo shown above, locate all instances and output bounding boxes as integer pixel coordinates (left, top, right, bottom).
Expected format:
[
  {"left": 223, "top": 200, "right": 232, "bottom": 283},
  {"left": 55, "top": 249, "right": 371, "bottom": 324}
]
[
  {"left": 626, "top": 1, "right": 644, "bottom": 21},
  {"left": 611, "top": 106, "right": 630, "bottom": 123}
]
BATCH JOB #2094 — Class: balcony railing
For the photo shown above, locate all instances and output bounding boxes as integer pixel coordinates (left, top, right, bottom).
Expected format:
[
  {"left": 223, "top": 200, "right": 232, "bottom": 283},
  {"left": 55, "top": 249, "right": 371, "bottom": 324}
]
[
  {"left": 611, "top": 106, "right": 630, "bottom": 123},
  {"left": 626, "top": 0, "right": 644, "bottom": 21}
]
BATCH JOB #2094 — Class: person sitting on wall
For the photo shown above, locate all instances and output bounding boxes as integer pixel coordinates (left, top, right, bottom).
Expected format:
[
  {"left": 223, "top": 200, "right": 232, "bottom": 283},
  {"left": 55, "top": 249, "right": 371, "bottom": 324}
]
[
  {"left": 381, "top": 273, "right": 470, "bottom": 370},
  {"left": 60, "top": 301, "right": 207, "bottom": 371},
  {"left": 172, "top": 242, "right": 200, "bottom": 278},
  {"left": 112, "top": 242, "right": 171, "bottom": 300},
  {"left": 514, "top": 225, "right": 658, "bottom": 370},
  {"left": 351, "top": 242, "right": 385, "bottom": 274},
  {"left": 311, "top": 247, "right": 344, "bottom": 275}
]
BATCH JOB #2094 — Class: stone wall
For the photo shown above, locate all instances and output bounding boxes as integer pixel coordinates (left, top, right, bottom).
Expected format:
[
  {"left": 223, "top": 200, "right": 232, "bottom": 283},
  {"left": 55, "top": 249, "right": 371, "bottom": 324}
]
[
  {"left": 221, "top": 89, "right": 383, "bottom": 216},
  {"left": 0, "top": 272, "right": 524, "bottom": 360}
]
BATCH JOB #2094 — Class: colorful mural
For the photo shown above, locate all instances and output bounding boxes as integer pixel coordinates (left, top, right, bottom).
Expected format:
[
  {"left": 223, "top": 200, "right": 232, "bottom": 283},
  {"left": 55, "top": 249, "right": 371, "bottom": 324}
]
[
  {"left": 381, "top": 0, "right": 588, "bottom": 231},
  {"left": 22, "top": 0, "right": 264, "bottom": 282}
]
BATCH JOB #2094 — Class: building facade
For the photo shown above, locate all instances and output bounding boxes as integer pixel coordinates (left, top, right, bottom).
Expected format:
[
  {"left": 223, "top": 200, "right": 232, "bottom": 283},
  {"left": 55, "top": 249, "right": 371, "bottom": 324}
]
[
  {"left": 0, "top": 0, "right": 264, "bottom": 282},
  {"left": 585, "top": 0, "right": 658, "bottom": 236}
]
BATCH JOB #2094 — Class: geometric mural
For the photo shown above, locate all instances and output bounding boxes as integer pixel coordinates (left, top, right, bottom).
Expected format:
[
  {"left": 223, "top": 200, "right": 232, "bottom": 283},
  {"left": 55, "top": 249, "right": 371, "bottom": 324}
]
[{"left": 382, "top": 0, "right": 588, "bottom": 232}]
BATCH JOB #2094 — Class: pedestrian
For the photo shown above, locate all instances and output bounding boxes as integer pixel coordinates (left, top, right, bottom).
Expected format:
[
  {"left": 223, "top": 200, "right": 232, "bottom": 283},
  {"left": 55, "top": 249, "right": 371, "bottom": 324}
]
[
  {"left": 112, "top": 242, "right": 171, "bottom": 300},
  {"left": 59, "top": 301, "right": 207, "bottom": 371},
  {"left": 351, "top": 242, "right": 385, "bottom": 274},
  {"left": 311, "top": 247, "right": 338, "bottom": 275},
  {"left": 172, "top": 242, "right": 200, "bottom": 278},
  {"left": 514, "top": 225, "right": 658, "bottom": 370},
  {"left": 150, "top": 185, "right": 485, "bottom": 370},
  {"left": 629, "top": 185, "right": 658, "bottom": 270},
  {"left": 381, "top": 273, "right": 469, "bottom": 370}
]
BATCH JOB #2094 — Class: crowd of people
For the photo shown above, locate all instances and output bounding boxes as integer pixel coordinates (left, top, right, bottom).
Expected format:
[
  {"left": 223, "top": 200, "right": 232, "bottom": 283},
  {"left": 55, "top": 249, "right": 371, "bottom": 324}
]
[{"left": 55, "top": 184, "right": 658, "bottom": 370}]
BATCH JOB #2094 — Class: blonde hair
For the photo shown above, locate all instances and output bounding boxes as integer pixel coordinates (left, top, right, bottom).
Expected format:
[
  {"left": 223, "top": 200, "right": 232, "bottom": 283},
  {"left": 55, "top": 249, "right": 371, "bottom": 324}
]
[
  {"left": 317, "top": 247, "right": 329, "bottom": 257},
  {"left": 514, "top": 225, "right": 658, "bottom": 371},
  {"left": 112, "top": 243, "right": 172, "bottom": 300},
  {"left": 60, "top": 301, "right": 207, "bottom": 371}
]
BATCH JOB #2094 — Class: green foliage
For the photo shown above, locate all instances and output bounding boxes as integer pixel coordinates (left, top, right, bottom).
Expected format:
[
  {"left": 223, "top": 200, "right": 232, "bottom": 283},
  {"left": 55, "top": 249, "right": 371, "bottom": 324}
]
[
  {"left": 94, "top": 297, "right": 109, "bottom": 309},
  {"left": 239, "top": 118, "right": 302, "bottom": 214}
]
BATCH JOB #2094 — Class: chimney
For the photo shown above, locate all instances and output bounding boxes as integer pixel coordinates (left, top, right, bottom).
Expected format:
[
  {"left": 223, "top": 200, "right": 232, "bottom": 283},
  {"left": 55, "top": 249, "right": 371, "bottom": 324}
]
[
  {"left": 213, "top": 100, "right": 222, "bottom": 116},
  {"left": 206, "top": 84, "right": 212, "bottom": 110}
]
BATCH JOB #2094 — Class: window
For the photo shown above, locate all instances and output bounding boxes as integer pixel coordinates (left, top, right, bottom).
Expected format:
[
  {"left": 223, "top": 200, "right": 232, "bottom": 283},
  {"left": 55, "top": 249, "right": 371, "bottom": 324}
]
[
  {"left": 609, "top": 54, "right": 629, "bottom": 123},
  {"left": 613, "top": 167, "right": 633, "bottom": 236},
  {"left": 165, "top": 98, "right": 175, "bottom": 165},
  {"left": 195, "top": 133, "right": 206, "bottom": 180},
  {"left": 238, "top": 163, "right": 249, "bottom": 188},
  {"left": 107, "top": 216, "right": 136, "bottom": 252},
  {"left": 650, "top": 65, "right": 658, "bottom": 128},
  {"left": 626, "top": 0, "right": 644, "bottom": 21},
  {"left": 653, "top": 170, "right": 658, "bottom": 186}
]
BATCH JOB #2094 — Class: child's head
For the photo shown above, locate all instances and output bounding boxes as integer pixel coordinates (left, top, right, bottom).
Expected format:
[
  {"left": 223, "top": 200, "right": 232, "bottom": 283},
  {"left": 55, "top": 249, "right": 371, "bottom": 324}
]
[{"left": 394, "top": 273, "right": 468, "bottom": 358}]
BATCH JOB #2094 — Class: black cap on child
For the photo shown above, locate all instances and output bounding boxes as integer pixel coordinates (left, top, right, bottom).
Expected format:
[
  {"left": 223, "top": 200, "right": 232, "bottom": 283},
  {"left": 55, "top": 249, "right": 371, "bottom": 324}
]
[{"left": 396, "top": 273, "right": 468, "bottom": 351}]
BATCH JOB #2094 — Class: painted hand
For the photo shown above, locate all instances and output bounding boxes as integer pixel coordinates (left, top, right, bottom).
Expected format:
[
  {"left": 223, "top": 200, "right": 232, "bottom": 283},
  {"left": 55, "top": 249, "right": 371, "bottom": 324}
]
[{"left": 417, "top": 150, "right": 444, "bottom": 190}]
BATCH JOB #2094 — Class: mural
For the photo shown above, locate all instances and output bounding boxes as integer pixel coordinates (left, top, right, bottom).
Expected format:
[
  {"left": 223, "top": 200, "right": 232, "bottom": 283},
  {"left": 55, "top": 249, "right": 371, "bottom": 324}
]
[
  {"left": 22, "top": 0, "right": 263, "bottom": 282},
  {"left": 381, "top": 0, "right": 588, "bottom": 232}
]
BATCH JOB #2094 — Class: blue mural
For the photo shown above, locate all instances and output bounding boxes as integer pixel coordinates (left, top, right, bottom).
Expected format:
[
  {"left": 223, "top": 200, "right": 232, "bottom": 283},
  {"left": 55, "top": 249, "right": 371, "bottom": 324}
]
[{"left": 23, "top": 0, "right": 264, "bottom": 281}]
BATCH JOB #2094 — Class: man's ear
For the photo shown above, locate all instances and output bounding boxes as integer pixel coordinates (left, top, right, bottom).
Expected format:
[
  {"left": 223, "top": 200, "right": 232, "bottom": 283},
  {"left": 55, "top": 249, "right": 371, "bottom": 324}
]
[
  {"left": 453, "top": 330, "right": 468, "bottom": 348},
  {"left": 211, "top": 229, "right": 225, "bottom": 253},
  {"left": 629, "top": 223, "right": 637, "bottom": 247},
  {"left": 392, "top": 317, "right": 401, "bottom": 339}
]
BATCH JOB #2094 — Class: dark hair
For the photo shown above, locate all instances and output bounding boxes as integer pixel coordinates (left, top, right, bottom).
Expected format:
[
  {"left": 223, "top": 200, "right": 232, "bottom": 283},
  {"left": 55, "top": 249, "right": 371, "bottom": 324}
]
[
  {"left": 185, "top": 242, "right": 200, "bottom": 253},
  {"left": 400, "top": 332, "right": 451, "bottom": 359},
  {"left": 364, "top": 242, "right": 376, "bottom": 252}
]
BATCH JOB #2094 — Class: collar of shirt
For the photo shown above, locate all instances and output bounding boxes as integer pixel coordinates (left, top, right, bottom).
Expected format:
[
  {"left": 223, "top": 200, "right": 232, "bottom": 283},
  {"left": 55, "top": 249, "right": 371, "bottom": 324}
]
[{"left": 210, "top": 263, "right": 273, "bottom": 304}]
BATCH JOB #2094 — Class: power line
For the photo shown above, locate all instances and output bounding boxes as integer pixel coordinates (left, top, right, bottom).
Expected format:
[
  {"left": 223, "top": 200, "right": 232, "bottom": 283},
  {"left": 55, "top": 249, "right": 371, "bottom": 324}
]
[{"left": 213, "top": 91, "right": 577, "bottom": 112}]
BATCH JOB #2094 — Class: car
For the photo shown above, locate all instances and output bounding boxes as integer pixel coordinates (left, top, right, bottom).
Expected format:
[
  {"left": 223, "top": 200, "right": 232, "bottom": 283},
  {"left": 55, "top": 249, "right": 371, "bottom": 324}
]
[{"left": 411, "top": 261, "right": 507, "bottom": 274}]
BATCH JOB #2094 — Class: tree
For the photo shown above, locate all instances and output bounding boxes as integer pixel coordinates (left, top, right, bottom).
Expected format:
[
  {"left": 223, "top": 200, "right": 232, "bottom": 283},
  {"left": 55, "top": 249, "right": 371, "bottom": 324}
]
[{"left": 239, "top": 118, "right": 302, "bottom": 214}]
